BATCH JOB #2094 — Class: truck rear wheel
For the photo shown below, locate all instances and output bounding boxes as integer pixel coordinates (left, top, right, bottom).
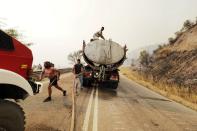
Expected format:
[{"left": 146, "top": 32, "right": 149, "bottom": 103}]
[{"left": 0, "top": 100, "right": 25, "bottom": 131}]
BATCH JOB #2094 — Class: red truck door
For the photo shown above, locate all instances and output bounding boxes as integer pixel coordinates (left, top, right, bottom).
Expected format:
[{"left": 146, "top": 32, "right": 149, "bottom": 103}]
[{"left": 0, "top": 30, "right": 33, "bottom": 79}]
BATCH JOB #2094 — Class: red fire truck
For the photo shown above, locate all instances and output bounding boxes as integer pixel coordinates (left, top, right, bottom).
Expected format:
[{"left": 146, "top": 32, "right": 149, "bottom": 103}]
[{"left": 0, "top": 30, "right": 42, "bottom": 131}]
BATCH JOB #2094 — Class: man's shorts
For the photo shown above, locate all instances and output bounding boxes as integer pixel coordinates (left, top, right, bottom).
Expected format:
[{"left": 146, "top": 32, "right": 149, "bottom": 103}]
[{"left": 49, "top": 76, "right": 58, "bottom": 86}]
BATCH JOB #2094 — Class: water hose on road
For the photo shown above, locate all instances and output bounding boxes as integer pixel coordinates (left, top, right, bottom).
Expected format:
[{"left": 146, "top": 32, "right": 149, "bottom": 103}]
[
  {"left": 98, "top": 65, "right": 106, "bottom": 81},
  {"left": 70, "top": 80, "right": 76, "bottom": 131}
]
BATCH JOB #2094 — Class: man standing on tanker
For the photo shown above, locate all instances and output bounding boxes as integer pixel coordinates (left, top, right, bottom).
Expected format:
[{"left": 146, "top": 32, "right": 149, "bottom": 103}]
[
  {"left": 93, "top": 26, "right": 105, "bottom": 40},
  {"left": 39, "top": 61, "right": 67, "bottom": 102}
]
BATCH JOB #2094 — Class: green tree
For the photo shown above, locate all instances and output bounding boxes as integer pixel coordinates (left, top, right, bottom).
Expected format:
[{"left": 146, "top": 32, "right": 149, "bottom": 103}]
[
  {"left": 183, "top": 20, "right": 193, "bottom": 30},
  {"left": 168, "top": 37, "right": 175, "bottom": 45},
  {"left": 0, "top": 20, "right": 34, "bottom": 47},
  {"left": 4, "top": 28, "right": 34, "bottom": 47},
  {"left": 139, "top": 50, "right": 150, "bottom": 67},
  {"left": 4, "top": 28, "right": 21, "bottom": 39}
]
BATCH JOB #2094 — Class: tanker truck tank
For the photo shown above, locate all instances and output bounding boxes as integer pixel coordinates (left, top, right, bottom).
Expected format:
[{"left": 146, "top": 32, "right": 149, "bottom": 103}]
[{"left": 82, "top": 39, "right": 127, "bottom": 89}]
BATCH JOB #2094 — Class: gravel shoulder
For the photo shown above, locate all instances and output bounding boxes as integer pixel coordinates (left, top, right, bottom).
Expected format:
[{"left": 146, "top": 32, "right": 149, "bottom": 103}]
[{"left": 20, "top": 73, "right": 74, "bottom": 131}]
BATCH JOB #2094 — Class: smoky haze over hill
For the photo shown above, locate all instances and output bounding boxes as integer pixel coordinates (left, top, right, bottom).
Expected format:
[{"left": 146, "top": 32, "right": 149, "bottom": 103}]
[{"left": 125, "top": 44, "right": 159, "bottom": 65}]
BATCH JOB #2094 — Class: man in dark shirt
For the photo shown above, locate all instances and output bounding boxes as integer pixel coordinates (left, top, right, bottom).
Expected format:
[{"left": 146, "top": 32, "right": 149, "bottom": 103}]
[{"left": 72, "top": 59, "right": 84, "bottom": 94}]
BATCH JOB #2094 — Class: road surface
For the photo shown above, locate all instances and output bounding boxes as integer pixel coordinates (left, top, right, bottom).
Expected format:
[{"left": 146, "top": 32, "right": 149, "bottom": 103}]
[
  {"left": 20, "top": 73, "right": 73, "bottom": 131},
  {"left": 20, "top": 73, "right": 197, "bottom": 131},
  {"left": 75, "top": 75, "right": 197, "bottom": 131}
]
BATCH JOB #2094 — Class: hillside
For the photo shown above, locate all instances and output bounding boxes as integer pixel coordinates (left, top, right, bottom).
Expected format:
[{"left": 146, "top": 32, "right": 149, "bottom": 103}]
[
  {"left": 148, "top": 25, "right": 197, "bottom": 88},
  {"left": 159, "top": 25, "right": 197, "bottom": 52}
]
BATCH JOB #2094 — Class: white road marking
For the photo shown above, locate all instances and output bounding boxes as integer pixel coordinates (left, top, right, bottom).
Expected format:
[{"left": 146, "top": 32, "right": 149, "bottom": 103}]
[
  {"left": 93, "top": 87, "right": 98, "bottom": 131},
  {"left": 82, "top": 88, "right": 94, "bottom": 131}
]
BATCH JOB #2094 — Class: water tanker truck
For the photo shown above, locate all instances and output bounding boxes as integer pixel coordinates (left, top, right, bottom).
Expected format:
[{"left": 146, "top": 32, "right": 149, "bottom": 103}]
[{"left": 82, "top": 39, "right": 127, "bottom": 89}]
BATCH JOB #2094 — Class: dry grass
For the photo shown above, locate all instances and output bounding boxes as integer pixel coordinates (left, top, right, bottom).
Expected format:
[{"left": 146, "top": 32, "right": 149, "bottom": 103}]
[{"left": 120, "top": 67, "right": 197, "bottom": 111}]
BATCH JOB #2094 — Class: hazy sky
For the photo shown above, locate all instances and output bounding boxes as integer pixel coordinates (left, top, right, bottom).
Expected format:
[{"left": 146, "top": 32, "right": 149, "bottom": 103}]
[{"left": 1, "top": 0, "right": 197, "bottom": 67}]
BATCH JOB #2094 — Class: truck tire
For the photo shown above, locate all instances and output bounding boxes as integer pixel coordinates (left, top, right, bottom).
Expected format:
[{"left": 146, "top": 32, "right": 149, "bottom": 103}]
[{"left": 0, "top": 100, "right": 25, "bottom": 131}]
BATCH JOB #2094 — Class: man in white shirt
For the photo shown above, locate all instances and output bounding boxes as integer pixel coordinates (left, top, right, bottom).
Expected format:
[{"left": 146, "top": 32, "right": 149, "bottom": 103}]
[{"left": 93, "top": 27, "right": 105, "bottom": 40}]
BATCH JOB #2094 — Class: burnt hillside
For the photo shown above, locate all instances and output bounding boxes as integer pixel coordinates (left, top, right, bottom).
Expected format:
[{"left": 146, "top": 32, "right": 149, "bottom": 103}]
[{"left": 148, "top": 25, "right": 197, "bottom": 88}]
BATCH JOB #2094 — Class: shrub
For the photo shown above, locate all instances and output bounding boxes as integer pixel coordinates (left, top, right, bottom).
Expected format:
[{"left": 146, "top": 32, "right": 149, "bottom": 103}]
[
  {"left": 139, "top": 50, "right": 150, "bottom": 67},
  {"left": 183, "top": 20, "right": 194, "bottom": 30}
]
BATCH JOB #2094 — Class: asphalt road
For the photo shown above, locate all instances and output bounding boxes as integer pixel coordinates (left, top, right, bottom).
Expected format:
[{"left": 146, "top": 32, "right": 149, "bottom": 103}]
[
  {"left": 75, "top": 75, "right": 197, "bottom": 131},
  {"left": 19, "top": 73, "right": 197, "bottom": 131},
  {"left": 20, "top": 73, "right": 73, "bottom": 131}
]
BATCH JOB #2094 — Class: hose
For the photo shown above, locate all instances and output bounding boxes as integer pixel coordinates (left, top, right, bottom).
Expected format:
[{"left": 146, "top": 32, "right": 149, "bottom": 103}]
[{"left": 98, "top": 65, "right": 106, "bottom": 81}]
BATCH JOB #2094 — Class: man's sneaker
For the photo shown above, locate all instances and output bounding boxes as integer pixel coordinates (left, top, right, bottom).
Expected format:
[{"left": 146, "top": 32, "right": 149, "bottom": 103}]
[
  {"left": 63, "top": 90, "right": 67, "bottom": 96},
  {"left": 43, "top": 97, "right": 51, "bottom": 102}
]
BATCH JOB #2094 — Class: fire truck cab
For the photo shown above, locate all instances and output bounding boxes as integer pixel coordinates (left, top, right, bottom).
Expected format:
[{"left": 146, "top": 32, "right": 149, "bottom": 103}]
[{"left": 0, "top": 30, "right": 42, "bottom": 131}]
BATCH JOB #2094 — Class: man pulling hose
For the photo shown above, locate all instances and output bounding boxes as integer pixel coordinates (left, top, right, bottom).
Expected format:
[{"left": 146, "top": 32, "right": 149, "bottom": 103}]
[{"left": 39, "top": 61, "right": 67, "bottom": 102}]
